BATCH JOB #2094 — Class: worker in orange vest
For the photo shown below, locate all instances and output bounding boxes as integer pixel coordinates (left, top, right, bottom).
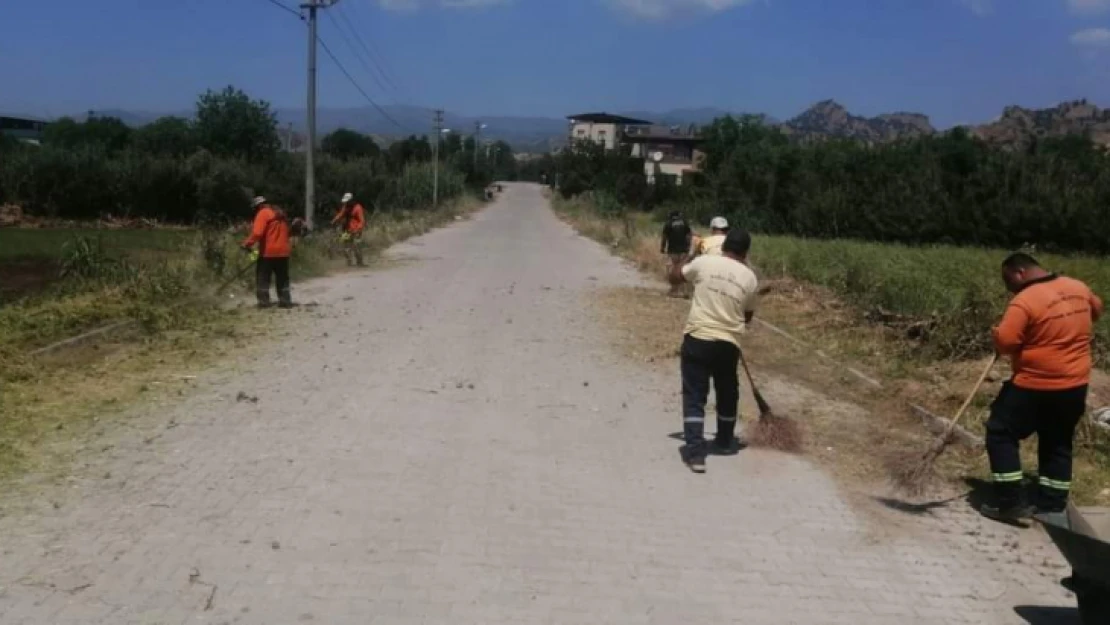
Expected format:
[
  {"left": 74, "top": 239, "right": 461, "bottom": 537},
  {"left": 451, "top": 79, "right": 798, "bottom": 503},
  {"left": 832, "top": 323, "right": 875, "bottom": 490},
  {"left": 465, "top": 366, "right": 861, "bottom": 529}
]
[
  {"left": 983, "top": 252, "right": 1103, "bottom": 522},
  {"left": 241, "top": 196, "right": 294, "bottom": 309},
  {"left": 332, "top": 192, "right": 366, "bottom": 267}
]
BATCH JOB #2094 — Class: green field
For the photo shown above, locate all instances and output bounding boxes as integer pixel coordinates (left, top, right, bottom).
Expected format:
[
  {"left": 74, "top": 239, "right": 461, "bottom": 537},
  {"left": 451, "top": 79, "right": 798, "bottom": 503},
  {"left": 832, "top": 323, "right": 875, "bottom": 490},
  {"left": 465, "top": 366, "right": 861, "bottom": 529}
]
[
  {"left": 0, "top": 228, "right": 195, "bottom": 260},
  {"left": 750, "top": 235, "right": 1110, "bottom": 366},
  {"left": 0, "top": 228, "right": 198, "bottom": 299},
  {"left": 556, "top": 196, "right": 1110, "bottom": 367}
]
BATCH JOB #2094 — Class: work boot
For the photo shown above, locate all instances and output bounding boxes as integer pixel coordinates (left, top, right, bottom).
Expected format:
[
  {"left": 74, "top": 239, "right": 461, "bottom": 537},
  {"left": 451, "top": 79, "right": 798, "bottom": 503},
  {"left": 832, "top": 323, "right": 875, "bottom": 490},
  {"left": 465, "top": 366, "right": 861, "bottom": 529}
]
[
  {"left": 711, "top": 436, "right": 741, "bottom": 456},
  {"left": 681, "top": 445, "right": 707, "bottom": 474},
  {"left": 980, "top": 502, "right": 1034, "bottom": 524},
  {"left": 1034, "top": 509, "right": 1070, "bottom": 529},
  {"left": 686, "top": 456, "right": 706, "bottom": 474}
]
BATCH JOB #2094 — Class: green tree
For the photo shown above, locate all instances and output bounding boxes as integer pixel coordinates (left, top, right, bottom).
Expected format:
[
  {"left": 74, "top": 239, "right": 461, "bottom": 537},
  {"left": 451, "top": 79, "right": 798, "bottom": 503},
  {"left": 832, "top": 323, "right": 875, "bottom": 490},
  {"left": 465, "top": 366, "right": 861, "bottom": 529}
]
[
  {"left": 42, "top": 116, "right": 132, "bottom": 152},
  {"left": 194, "top": 86, "right": 280, "bottom": 162},
  {"left": 133, "top": 116, "right": 196, "bottom": 156},
  {"left": 386, "top": 135, "right": 432, "bottom": 171},
  {"left": 321, "top": 128, "right": 380, "bottom": 160}
]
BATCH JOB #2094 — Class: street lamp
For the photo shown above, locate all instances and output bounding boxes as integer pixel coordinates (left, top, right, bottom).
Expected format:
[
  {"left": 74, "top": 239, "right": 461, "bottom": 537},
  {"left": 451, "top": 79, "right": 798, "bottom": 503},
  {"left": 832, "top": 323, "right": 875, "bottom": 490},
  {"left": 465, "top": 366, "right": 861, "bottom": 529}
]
[
  {"left": 433, "top": 128, "right": 452, "bottom": 208},
  {"left": 474, "top": 122, "right": 487, "bottom": 169}
]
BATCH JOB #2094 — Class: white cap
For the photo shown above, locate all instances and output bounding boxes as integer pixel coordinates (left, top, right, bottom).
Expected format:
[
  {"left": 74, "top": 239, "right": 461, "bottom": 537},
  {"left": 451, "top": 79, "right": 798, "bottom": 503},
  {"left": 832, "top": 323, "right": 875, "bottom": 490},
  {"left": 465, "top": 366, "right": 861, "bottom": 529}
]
[
  {"left": 710, "top": 216, "right": 729, "bottom": 230},
  {"left": 341, "top": 193, "right": 354, "bottom": 203},
  {"left": 251, "top": 196, "right": 266, "bottom": 208}
]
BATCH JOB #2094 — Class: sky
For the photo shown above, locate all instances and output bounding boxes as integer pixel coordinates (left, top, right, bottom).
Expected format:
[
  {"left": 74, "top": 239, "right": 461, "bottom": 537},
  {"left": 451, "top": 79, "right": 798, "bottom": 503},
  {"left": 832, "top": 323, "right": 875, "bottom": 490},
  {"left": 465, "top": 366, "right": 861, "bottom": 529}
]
[{"left": 2, "top": 0, "right": 1109, "bottom": 128}]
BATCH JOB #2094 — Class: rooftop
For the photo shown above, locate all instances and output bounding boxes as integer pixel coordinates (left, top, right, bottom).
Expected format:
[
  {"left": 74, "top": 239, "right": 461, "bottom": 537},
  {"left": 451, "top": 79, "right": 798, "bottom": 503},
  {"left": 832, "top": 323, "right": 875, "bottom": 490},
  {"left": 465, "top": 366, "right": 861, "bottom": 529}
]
[
  {"left": 566, "top": 112, "right": 652, "bottom": 125},
  {"left": 0, "top": 113, "right": 50, "bottom": 123}
]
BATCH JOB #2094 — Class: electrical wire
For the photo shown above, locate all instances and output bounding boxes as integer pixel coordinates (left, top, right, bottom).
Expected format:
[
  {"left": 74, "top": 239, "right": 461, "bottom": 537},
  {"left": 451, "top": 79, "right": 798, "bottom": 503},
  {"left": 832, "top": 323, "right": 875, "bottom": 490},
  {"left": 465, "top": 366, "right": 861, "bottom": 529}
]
[
  {"left": 258, "top": 0, "right": 414, "bottom": 134},
  {"left": 324, "top": 10, "right": 392, "bottom": 95},
  {"left": 336, "top": 4, "right": 402, "bottom": 95},
  {"left": 317, "top": 35, "right": 413, "bottom": 133},
  {"left": 260, "top": 0, "right": 303, "bottom": 20}
]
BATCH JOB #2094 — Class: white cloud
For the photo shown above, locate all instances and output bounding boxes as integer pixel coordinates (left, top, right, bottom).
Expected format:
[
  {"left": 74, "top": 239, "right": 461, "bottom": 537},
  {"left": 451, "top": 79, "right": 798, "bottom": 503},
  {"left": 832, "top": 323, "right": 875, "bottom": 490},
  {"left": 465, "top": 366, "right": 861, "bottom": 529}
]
[
  {"left": 1071, "top": 27, "right": 1110, "bottom": 47},
  {"left": 377, "top": 0, "right": 511, "bottom": 10},
  {"left": 1067, "top": 0, "right": 1110, "bottom": 16},
  {"left": 605, "top": 0, "right": 758, "bottom": 20},
  {"left": 959, "top": 0, "right": 993, "bottom": 16}
]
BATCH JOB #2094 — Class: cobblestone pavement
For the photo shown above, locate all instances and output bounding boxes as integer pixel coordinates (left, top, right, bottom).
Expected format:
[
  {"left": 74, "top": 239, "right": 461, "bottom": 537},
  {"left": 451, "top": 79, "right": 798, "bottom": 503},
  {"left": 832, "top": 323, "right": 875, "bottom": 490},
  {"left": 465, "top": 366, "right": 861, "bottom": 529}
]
[{"left": 0, "top": 184, "right": 1078, "bottom": 624}]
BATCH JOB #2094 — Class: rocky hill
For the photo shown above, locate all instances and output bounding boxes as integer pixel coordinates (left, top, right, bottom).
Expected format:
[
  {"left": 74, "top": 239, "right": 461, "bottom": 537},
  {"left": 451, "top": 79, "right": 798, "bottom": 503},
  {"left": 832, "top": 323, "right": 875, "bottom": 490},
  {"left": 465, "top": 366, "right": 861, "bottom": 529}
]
[
  {"left": 971, "top": 99, "right": 1110, "bottom": 148},
  {"left": 59, "top": 99, "right": 1110, "bottom": 152},
  {"left": 777, "top": 99, "right": 1110, "bottom": 148},
  {"left": 779, "top": 100, "right": 934, "bottom": 143}
]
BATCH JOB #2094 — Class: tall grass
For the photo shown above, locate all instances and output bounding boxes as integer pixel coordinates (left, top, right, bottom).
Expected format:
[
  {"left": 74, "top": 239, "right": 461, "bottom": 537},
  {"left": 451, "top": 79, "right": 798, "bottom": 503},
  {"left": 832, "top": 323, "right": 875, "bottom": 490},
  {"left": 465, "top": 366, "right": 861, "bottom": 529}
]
[
  {"left": 556, "top": 194, "right": 1110, "bottom": 367},
  {"left": 0, "top": 196, "right": 476, "bottom": 356}
]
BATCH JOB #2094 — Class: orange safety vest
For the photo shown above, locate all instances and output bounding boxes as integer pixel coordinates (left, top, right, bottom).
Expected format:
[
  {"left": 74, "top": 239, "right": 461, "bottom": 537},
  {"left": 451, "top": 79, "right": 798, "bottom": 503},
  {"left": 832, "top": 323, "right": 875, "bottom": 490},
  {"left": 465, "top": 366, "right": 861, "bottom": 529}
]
[
  {"left": 242, "top": 205, "right": 292, "bottom": 258},
  {"left": 333, "top": 203, "right": 366, "bottom": 234},
  {"left": 993, "top": 275, "right": 1104, "bottom": 390}
]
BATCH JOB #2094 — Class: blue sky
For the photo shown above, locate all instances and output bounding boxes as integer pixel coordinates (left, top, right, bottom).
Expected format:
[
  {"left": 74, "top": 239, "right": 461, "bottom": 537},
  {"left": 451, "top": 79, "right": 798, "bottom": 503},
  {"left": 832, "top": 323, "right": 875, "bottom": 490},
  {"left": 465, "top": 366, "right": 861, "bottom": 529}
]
[{"left": 2, "top": 0, "right": 1109, "bottom": 127}]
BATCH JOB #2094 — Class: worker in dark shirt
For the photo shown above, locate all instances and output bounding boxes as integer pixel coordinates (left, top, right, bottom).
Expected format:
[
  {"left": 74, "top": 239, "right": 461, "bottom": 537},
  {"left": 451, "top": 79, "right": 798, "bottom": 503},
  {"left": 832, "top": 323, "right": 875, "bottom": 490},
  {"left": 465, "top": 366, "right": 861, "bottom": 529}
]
[{"left": 661, "top": 211, "right": 693, "bottom": 297}]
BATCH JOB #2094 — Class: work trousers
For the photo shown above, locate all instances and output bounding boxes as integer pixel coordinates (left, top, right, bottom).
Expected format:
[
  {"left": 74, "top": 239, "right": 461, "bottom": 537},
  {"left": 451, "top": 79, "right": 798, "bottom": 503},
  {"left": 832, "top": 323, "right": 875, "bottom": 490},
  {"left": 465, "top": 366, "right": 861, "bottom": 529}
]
[
  {"left": 985, "top": 381, "right": 1087, "bottom": 512},
  {"left": 667, "top": 254, "right": 690, "bottom": 297},
  {"left": 681, "top": 334, "right": 740, "bottom": 459},
  {"left": 344, "top": 232, "right": 364, "bottom": 266},
  {"left": 256, "top": 257, "right": 292, "bottom": 307}
]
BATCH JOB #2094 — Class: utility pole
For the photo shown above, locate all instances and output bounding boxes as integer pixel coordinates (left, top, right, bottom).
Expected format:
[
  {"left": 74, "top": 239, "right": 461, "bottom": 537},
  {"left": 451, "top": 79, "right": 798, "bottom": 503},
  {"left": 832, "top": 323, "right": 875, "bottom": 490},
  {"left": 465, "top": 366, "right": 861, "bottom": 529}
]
[
  {"left": 433, "top": 109, "right": 444, "bottom": 207},
  {"left": 473, "top": 121, "right": 481, "bottom": 170},
  {"left": 301, "top": 0, "right": 340, "bottom": 231}
]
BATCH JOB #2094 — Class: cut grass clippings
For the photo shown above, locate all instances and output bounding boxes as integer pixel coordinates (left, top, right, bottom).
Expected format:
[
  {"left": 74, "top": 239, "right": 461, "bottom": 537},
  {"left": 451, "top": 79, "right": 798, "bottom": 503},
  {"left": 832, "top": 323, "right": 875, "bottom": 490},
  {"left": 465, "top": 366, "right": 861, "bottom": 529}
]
[
  {"left": 0, "top": 197, "right": 480, "bottom": 495},
  {"left": 555, "top": 194, "right": 1110, "bottom": 505}
]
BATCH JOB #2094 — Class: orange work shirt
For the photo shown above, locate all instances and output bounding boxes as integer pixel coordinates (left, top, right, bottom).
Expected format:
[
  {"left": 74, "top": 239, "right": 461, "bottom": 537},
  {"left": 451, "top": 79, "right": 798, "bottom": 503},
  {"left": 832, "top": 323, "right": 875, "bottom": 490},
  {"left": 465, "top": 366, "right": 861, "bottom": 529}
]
[
  {"left": 242, "top": 205, "right": 292, "bottom": 258},
  {"left": 992, "top": 275, "right": 1103, "bottom": 391},
  {"left": 332, "top": 203, "right": 365, "bottom": 234}
]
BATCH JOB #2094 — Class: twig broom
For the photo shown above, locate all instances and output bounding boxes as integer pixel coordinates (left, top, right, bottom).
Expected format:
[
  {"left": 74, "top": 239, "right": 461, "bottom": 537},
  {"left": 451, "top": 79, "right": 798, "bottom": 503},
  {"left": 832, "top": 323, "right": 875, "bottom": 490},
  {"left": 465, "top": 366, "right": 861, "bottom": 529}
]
[
  {"left": 888, "top": 353, "right": 998, "bottom": 497},
  {"left": 740, "top": 350, "right": 805, "bottom": 453}
]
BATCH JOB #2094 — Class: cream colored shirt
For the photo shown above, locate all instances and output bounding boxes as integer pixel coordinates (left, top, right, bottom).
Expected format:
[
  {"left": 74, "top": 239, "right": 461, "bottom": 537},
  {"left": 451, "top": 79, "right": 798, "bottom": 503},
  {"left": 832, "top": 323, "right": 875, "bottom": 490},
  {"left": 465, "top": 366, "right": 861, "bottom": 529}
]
[
  {"left": 697, "top": 234, "right": 726, "bottom": 256},
  {"left": 681, "top": 255, "right": 759, "bottom": 347}
]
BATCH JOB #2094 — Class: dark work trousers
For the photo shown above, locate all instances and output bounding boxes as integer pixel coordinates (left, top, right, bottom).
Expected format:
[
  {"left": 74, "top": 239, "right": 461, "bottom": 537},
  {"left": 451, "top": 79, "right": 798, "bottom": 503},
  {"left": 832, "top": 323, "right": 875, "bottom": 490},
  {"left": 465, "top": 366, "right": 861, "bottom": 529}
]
[
  {"left": 681, "top": 334, "right": 741, "bottom": 459},
  {"left": 985, "top": 381, "right": 1087, "bottom": 512},
  {"left": 256, "top": 257, "right": 292, "bottom": 307}
]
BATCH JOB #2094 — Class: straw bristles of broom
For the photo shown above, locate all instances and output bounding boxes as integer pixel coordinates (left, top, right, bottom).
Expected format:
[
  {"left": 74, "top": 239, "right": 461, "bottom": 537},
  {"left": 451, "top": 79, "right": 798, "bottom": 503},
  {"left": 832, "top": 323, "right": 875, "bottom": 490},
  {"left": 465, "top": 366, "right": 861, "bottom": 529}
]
[
  {"left": 748, "top": 410, "right": 805, "bottom": 454},
  {"left": 885, "top": 434, "right": 953, "bottom": 498},
  {"left": 738, "top": 351, "right": 806, "bottom": 454},
  {"left": 887, "top": 355, "right": 996, "bottom": 497}
]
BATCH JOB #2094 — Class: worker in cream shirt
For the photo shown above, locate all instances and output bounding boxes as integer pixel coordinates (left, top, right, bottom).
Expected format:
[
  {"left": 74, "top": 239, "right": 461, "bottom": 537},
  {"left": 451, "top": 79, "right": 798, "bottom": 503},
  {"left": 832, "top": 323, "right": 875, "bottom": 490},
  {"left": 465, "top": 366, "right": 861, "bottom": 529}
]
[{"left": 669, "top": 229, "right": 759, "bottom": 473}]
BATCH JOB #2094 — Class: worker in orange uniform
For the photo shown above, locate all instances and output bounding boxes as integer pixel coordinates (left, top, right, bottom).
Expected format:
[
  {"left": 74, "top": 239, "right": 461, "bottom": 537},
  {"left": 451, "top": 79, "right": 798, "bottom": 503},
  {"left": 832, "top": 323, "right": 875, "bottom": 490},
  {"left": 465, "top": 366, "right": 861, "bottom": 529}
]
[
  {"left": 982, "top": 252, "right": 1103, "bottom": 523},
  {"left": 241, "top": 196, "right": 294, "bottom": 309},
  {"left": 332, "top": 192, "right": 366, "bottom": 267}
]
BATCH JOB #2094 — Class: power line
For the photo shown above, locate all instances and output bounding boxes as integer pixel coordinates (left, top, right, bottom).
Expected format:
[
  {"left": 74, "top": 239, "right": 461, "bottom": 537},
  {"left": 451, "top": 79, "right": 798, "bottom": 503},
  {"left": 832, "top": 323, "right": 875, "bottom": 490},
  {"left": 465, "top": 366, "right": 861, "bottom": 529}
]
[
  {"left": 334, "top": 4, "right": 401, "bottom": 95},
  {"left": 258, "top": 0, "right": 413, "bottom": 135},
  {"left": 317, "top": 35, "right": 412, "bottom": 133},
  {"left": 342, "top": 0, "right": 405, "bottom": 89},
  {"left": 260, "top": 0, "right": 303, "bottom": 20},
  {"left": 323, "top": 9, "right": 392, "bottom": 95}
]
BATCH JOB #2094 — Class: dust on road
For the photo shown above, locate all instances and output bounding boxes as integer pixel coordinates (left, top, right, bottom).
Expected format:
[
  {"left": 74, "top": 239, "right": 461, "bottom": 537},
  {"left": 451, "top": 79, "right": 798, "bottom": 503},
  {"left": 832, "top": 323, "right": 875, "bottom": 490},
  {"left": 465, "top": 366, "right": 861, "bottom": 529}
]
[{"left": 0, "top": 184, "right": 1076, "bottom": 624}]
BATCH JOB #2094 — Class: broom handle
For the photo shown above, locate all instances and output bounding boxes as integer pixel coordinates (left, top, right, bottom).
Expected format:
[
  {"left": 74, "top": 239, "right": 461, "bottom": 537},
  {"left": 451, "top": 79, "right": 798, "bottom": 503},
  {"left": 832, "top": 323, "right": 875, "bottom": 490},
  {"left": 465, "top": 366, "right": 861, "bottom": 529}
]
[
  {"left": 738, "top": 349, "right": 757, "bottom": 390},
  {"left": 942, "top": 354, "right": 998, "bottom": 435}
]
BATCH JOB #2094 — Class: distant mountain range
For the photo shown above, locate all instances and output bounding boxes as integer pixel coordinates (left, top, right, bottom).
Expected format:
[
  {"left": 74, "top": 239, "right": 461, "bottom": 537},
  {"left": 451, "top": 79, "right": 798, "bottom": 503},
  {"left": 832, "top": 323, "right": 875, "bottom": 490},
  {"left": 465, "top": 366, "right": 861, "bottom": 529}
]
[
  {"left": 778, "top": 99, "right": 1110, "bottom": 148},
  {"left": 59, "top": 99, "right": 1110, "bottom": 152}
]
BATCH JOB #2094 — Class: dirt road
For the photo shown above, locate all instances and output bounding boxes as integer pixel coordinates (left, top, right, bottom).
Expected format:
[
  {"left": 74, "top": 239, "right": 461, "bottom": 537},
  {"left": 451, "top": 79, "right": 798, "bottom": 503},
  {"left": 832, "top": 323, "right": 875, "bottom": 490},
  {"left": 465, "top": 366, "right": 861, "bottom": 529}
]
[{"left": 0, "top": 184, "right": 1076, "bottom": 624}]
